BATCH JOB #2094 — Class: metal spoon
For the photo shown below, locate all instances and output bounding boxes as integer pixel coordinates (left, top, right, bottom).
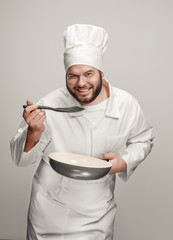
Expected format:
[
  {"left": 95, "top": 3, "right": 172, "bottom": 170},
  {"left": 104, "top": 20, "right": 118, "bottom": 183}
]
[{"left": 23, "top": 105, "right": 85, "bottom": 113}]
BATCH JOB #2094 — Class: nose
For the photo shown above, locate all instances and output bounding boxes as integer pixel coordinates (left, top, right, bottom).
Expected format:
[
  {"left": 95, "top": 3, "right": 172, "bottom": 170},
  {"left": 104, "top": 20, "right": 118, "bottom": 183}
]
[{"left": 77, "top": 75, "right": 87, "bottom": 87}]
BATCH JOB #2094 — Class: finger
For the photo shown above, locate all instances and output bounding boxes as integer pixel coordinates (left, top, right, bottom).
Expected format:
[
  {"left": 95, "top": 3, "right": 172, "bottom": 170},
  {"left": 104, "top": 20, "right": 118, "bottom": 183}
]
[
  {"left": 33, "top": 111, "right": 46, "bottom": 124},
  {"left": 29, "top": 112, "right": 46, "bottom": 129},
  {"left": 100, "top": 153, "right": 116, "bottom": 160},
  {"left": 23, "top": 107, "right": 40, "bottom": 122},
  {"left": 27, "top": 99, "right": 34, "bottom": 105},
  {"left": 26, "top": 99, "right": 38, "bottom": 111},
  {"left": 25, "top": 109, "right": 43, "bottom": 124},
  {"left": 30, "top": 111, "right": 45, "bottom": 124},
  {"left": 25, "top": 104, "right": 38, "bottom": 113},
  {"left": 36, "top": 112, "right": 46, "bottom": 124},
  {"left": 23, "top": 103, "right": 38, "bottom": 119},
  {"left": 109, "top": 168, "right": 114, "bottom": 174}
]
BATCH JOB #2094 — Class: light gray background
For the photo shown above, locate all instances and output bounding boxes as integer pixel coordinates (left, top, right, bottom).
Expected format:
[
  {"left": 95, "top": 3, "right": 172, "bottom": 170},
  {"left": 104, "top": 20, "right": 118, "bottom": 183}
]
[{"left": 0, "top": 0, "right": 172, "bottom": 239}]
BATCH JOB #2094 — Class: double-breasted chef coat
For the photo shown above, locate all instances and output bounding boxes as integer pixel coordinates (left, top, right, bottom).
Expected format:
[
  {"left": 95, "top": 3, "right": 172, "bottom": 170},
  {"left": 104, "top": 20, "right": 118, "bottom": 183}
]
[{"left": 10, "top": 80, "right": 154, "bottom": 240}]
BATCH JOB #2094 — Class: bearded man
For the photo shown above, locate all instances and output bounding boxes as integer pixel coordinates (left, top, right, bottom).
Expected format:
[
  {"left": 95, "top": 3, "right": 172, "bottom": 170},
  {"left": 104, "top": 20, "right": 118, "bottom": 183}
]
[{"left": 10, "top": 24, "right": 154, "bottom": 240}]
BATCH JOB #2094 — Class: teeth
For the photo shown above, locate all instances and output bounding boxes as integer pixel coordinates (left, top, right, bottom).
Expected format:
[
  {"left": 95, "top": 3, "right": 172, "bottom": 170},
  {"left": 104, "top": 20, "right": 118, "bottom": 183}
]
[{"left": 78, "top": 89, "right": 89, "bottom": 92}]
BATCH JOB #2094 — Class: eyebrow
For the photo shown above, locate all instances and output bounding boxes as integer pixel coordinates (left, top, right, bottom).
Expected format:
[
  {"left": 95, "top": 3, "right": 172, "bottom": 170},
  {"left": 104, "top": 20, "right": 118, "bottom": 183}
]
[
  {"left": 68, "top": 73, "right": 77, "bottom": 76},
  {"left": 68, "top": 70, "right": 94, "bottom": 76},
  {"left": 85, "top": 70, "right": 94, "bottom": 73}
]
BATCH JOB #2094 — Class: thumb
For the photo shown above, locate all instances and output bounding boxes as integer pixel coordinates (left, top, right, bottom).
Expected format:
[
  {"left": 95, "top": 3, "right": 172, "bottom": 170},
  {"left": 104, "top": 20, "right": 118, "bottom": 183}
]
[
  {"left": 26, "top": 99, "right": 34, "bottom": 106},
  {"left": 100, "top": 153, "right": 115, "bottom": 160}
]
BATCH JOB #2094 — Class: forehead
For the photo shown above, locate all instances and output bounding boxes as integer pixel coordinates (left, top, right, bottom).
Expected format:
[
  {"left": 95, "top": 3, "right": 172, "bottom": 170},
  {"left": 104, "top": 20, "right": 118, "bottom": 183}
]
[{"left": 67, "top": 65, "right": 97, "bottom": 75}]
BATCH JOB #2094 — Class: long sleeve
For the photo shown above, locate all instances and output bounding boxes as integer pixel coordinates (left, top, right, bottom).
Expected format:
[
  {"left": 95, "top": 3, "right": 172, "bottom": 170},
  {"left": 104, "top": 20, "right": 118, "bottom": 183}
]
[
  {"left": 10, "top": 98, "right": 52, "bottom": 167},
  {"left": 10, "top": 120, "right": 52, "bottom": 167},
  {"left": 118, "top": 99, "right": 154, "bottom": 181}
]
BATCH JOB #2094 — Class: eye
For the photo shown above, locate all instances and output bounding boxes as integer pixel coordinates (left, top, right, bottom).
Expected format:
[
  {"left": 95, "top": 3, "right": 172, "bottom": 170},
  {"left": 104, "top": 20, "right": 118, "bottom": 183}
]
[
  {"left": 68, "top": 75, "right": 78, "bottom": 79},
  {"left": 86, "top": 72, "right": 93, "bottom": 77}
]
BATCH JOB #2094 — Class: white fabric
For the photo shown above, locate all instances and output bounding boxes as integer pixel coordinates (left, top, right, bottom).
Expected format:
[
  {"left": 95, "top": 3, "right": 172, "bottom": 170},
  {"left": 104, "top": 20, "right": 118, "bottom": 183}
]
[
  {"left": 28, "top": 160, "right": 116, "bottom": 239},
  {"left": 84, "top": 98, "right": 109, "bottom": 126},
  {"left": 10, "top": 80, "right": 154, "bottom": 239},
  {"left": 63, "top": 24, "right": 108, "bottom": 72}
]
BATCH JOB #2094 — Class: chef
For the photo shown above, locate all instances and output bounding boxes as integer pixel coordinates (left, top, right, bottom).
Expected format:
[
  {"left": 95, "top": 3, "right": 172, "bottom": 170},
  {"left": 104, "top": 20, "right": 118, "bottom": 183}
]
[{"left": 10, "top": 24, "right": 154, "bottom": 240}]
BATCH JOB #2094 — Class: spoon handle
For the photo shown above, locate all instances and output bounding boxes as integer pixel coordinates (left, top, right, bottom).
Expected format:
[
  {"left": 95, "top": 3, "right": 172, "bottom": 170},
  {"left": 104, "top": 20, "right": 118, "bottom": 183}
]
[
  {"left": 23, "top": 105, "right": 84, "bottom": 112},
  {"left": 23, "top": 105, "right": 53, "bottom": 110}
]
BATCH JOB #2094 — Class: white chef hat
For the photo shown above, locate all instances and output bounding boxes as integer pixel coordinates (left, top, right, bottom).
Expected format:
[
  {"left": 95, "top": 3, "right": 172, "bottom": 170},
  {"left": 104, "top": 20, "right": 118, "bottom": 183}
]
[{"left": 63, "top": 24, "right": 108, "bottom": 72}]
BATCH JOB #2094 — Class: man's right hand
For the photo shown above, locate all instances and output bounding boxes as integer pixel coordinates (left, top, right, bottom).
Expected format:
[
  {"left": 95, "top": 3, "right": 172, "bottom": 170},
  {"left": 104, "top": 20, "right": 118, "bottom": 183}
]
[{"left": 23, "top": 100, "right": 46, "bottom": 152}]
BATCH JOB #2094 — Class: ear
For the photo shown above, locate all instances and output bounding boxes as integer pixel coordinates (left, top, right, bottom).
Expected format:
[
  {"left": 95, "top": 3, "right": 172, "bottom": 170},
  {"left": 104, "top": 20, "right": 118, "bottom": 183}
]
[{"left": 101, "top": 71, "right": 104, "bottom": 78}]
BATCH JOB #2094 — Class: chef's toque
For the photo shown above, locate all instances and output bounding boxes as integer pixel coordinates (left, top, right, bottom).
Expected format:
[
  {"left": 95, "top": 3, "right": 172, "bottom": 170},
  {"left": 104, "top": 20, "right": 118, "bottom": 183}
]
[{"left": 63, "top": 24, "right": 108, "bottom": 72}]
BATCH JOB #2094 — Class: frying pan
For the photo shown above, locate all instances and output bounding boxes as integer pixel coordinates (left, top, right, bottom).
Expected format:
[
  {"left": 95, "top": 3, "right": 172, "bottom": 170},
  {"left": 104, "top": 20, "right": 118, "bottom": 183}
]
[{"left": 49, "top": 152, "right": 112, "bottom": 180}]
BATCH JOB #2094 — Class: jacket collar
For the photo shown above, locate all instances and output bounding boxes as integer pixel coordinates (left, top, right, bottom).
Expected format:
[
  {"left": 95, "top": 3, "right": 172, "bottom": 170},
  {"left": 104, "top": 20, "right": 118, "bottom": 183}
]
[
  {"left": 105, "top": 80, "right": 120, "bottom": 119},
  {"left": 66, "top": 79, "right": 120, "bottom": 119}
]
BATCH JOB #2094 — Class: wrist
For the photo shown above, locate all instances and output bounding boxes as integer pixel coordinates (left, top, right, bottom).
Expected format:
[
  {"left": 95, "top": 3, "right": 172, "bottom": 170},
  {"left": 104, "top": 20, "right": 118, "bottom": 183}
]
[
  {"left": 120, "top": 157, "right": 127, "bottom": 172},
  {"left": 24, "top": 128, "right": 42, "bottom": 152},
  {"left": 27, "top": 127, "right": 42, "bottom": 142}
]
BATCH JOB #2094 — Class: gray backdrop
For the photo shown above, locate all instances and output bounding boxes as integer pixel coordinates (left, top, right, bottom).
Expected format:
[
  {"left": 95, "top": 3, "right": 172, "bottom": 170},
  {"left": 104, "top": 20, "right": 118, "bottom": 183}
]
[{"left": 0, "top": 0, "right": 173, "bottom": 239}]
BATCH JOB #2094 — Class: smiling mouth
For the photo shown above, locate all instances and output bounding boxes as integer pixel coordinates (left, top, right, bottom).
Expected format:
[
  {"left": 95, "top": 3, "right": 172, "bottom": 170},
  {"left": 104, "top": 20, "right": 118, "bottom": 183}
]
[
  {"left": 78, "top": 89, "right": 89, "bottom": 92},
  {"left": 76, "top": 88, "right": 92, "bottom": 94}
]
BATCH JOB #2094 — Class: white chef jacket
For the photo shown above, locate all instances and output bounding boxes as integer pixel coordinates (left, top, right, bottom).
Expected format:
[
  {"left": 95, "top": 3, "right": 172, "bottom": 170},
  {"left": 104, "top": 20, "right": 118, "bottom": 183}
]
[{"left": 10, "top": 80, "right": 153, "bottom": 240}]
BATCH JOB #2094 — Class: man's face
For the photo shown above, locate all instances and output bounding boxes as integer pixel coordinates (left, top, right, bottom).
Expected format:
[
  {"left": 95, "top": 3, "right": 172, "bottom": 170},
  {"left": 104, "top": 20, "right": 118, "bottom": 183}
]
[{"left": 66, "top": 65, "right": 103, "bottom": 105}]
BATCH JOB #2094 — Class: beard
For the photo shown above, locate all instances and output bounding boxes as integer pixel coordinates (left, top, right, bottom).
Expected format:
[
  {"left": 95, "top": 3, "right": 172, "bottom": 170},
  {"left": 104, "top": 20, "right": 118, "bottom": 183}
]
[{"left": 66, "top": 71, "right": 103, "bottom": 105}]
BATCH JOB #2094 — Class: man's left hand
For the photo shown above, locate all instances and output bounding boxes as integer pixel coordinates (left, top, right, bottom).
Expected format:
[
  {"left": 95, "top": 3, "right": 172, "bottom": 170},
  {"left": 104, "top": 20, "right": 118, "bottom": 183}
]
[{"left": 100, "top": 153, "right": 127, "bottom": 174}]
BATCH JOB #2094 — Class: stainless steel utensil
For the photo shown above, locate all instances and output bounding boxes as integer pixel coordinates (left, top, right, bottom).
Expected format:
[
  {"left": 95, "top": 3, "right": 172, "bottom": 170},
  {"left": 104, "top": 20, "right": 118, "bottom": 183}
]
[
  {"left": 23, "top": 105, "right": 84, "bottom": 113},
  {"left": 49, "top": 152, "right": 112, "bottom": 180}
]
